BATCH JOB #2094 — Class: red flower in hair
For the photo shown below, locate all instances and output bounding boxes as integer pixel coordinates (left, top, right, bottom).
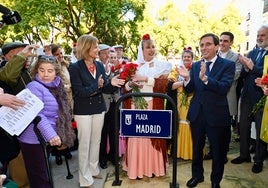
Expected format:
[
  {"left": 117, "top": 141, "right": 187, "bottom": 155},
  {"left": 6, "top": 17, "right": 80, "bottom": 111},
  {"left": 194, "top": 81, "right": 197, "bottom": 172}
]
[
  {"left": 183, "top": 46, "right": 192, "bottom": 51},
  {"left": 142, "top": 34, "right": 150, "bottom": 41}
]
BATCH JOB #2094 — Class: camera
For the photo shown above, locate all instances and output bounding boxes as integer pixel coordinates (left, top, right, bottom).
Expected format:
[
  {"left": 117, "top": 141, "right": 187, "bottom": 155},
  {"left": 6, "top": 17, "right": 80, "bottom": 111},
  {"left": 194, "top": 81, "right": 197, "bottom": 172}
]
[
  {"left": 0, "top": 4, "right": 21, "bottom": 29},
  {"left": 2, "top": 11, "right": 21, "bottom": 25}
]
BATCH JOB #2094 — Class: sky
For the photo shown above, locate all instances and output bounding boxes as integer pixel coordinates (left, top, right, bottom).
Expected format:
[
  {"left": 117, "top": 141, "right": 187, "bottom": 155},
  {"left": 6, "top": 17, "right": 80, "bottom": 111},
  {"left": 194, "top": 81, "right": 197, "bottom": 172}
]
[
  {"left": 152, "top": 0, "right": 233, "bottom": 13},
  {"left": 126, "top": 0, "right": 234, "bottom": 21}
]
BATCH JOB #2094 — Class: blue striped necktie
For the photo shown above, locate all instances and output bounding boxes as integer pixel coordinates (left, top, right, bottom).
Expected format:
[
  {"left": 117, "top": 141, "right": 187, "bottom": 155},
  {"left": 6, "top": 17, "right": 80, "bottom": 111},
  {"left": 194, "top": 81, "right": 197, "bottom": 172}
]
[{"left": 256, "top": 49, "right": 266, "bottom": 63}]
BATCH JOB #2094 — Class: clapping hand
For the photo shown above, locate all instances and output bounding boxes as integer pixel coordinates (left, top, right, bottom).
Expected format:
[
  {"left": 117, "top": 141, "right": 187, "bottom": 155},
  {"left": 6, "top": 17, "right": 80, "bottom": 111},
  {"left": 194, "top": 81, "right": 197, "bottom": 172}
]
[
  {"left": 199, "top": 61, "right": 206, "bottom": 80},
  {"left": 98, "top": 74, "right": 104, "bottom": 88},
  {"left": 238, "top": 54, "right": 254, "bottom": 70},
  {"left": 177, "top": 65, "right": 190, "bottom": 81},
  {"left": 111, "top": 75, "right": 125, "bottom": 87}
]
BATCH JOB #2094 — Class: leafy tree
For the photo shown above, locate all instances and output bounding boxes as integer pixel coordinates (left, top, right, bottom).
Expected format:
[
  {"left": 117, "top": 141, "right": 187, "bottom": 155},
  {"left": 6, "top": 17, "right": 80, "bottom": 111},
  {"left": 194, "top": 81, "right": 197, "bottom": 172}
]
[
  {"left": 0, "top": 0, "right": 245, "bottom": 59},
  {"left": 139, "top": 0, "right": 244, "bottom": 60},
  {"left": 210, "top": 3, "right": 244, "bottom": 51},
  {"left": 0, "top": 0, "right": 145, "bottom": 56},
  {"left": 138, "top": 0, "right": 185, "bottom": 59}
]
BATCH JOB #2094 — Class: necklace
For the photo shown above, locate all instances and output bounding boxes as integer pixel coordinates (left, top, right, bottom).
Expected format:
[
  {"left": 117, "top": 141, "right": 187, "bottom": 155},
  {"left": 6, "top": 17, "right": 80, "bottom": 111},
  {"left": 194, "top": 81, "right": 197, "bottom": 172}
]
[
  {"left": 84, "top": 58, "right": 96, "bottom": 75},
  {"left": 87, "top": 64, "right": 95, "bottom": 75}
]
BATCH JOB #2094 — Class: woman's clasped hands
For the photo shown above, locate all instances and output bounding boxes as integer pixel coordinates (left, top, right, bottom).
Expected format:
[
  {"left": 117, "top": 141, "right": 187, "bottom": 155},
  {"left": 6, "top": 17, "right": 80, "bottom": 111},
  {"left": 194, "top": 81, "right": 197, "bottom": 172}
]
[{"left": 129, "top": 74, "right": 147, "bottom": 89}]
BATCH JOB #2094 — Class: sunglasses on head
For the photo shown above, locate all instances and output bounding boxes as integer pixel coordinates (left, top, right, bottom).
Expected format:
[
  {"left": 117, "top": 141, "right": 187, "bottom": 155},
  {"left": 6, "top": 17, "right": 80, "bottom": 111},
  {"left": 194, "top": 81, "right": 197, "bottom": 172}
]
[{"left": 38, "top": 55, "right": 57, "bottom": 62}]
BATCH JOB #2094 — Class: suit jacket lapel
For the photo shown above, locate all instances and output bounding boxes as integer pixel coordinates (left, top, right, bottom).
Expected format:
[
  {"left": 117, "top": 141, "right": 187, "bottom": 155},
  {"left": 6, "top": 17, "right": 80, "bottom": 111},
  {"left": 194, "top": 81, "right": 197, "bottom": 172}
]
[
  {"left": 253, "top": 49, "right": 266, "bottom": 65},
  {"left": 226, "top": 50, "right": 234, "bottom": 60},
  {"left": 260, "top": 50, "right": 268, "bottom": 64},
  {"left": 209, "top": 57, "right": 222, "bottom": 77},
  {"left": 79, "top": 60, "right": 96, "bottom": 80}
]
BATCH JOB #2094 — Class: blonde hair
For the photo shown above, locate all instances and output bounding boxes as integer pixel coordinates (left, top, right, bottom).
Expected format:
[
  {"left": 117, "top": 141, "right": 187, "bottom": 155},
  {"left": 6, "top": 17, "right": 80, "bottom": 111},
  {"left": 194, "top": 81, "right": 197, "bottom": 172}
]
[
  {"left": 76, "top": 34, "right": 98, "bottom": 60},
  {"left": 141, "top": 39, "right": 154, "bottom": 50}
]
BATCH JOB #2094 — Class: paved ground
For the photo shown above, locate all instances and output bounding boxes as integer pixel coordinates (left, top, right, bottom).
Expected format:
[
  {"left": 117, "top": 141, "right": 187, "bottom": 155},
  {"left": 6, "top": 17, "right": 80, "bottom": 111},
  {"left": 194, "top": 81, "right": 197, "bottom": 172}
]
[
  {"left": 51, "top": 134, "right": 268, "bottom": 188},
  {"left": 51, "top": 151, "right": 105, "bottom": 188}
]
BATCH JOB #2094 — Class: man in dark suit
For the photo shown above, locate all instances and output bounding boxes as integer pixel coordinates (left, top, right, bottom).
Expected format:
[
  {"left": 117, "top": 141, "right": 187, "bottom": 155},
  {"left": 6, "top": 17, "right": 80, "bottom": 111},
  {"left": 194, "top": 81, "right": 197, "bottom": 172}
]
[
  {"left": 204, "top": 32, "right": 242, "bottom": 161},
  {"left": 231, "top": 25, "right": 268, "bottom": 173},
  {"left": 178, "top": 33, "right": 235, "bottom": 188}
]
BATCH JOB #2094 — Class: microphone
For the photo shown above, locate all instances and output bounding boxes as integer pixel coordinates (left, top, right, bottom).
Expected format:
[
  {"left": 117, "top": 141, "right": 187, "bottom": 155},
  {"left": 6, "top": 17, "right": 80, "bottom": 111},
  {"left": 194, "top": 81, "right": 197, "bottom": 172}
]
[{"left": 0, "top": 4, "right": 11, "bottom": 15}]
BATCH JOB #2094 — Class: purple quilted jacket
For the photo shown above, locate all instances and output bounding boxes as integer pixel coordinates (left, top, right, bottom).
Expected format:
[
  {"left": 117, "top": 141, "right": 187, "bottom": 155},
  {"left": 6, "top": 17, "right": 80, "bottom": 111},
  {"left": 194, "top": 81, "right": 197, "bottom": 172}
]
[{"left": 18, "top": 76, "right": 60, "bottom": 144}]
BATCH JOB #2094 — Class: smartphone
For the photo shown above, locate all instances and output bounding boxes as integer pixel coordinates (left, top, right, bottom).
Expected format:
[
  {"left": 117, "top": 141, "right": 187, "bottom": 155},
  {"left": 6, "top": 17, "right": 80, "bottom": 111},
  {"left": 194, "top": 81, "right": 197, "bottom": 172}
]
[{"left": 35, "top": 47, "right": 45, "bottom": 56}]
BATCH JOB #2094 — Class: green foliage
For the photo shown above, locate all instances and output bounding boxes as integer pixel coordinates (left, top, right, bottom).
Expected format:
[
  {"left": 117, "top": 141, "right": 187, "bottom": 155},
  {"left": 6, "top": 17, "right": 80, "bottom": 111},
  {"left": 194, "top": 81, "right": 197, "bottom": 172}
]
[
  {"left": 0, "top": 0, "right": 145, "bottom": 56},
  {"left": 138, "top": 0, "right": 245, "bottom": 60},
  {"left": 0, "top": 0, "right": 245, "bottom": 60}
]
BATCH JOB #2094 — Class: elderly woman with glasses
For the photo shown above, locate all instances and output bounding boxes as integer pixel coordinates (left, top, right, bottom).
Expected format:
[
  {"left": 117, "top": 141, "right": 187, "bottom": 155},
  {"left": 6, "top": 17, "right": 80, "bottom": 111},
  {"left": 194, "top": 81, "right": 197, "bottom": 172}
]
[{"left": 18, "top": 55, "right": 76, "bottom": 188}]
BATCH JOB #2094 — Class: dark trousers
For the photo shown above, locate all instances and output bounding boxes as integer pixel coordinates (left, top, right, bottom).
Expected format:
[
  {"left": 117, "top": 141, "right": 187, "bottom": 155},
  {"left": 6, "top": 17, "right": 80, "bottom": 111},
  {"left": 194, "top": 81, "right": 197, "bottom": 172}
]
[
  {"left": 239, "top": 96, "right": 267, "bottom": 163},
  {"left": 191, "top": 107, "right": 229, "bottom": 184},
  {"left": 20, "top": 143, "right": 51, "bottom": 188},
  {"left": 99, "top": 101, "right": 116, "bottom": 165},
  {"left": 207, "top": 116, "right": 232, "bottom": 155}
]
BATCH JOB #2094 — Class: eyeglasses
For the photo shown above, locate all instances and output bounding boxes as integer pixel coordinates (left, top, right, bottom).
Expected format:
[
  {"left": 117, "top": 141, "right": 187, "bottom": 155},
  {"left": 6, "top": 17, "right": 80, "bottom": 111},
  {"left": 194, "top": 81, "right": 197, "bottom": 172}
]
[{"left": 38, "top": 55, "right": 57, "bottom": 62}]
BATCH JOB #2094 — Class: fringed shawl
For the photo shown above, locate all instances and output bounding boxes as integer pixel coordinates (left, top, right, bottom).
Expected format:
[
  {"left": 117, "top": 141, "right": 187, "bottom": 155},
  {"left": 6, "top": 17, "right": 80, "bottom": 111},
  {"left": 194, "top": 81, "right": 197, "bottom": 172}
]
[{"left": 36, "top": 76, "right": 76, "bottom": 148}]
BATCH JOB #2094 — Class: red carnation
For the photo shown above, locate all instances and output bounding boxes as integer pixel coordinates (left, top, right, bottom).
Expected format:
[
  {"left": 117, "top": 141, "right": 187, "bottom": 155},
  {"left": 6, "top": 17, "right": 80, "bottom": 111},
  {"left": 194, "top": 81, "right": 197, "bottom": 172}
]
[
  {"left": 249, "top": 73, "right": 268, "bottom": 117},
  {"left": 142, "top": 34, "right": 150, "bottom": 41},
  {"left": 119, "top": 63, "right": 138, "bottom": 81},
  {"left": 119, "top": 62, "right": 147, "bottom": 109},
  {"left": 261, "top": 74, "right": 268, "bottom": 85}
]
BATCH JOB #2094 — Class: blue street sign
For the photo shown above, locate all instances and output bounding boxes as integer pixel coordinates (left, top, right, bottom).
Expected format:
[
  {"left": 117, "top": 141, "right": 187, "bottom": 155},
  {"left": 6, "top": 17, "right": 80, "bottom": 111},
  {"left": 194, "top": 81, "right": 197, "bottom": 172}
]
[{"left": 120, "top": 109, "right": 172, "bottom": 138}]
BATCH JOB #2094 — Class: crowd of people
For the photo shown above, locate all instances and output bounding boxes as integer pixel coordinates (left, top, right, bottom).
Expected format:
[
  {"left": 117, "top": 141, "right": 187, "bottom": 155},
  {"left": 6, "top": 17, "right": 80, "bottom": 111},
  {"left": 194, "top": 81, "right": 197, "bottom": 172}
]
[{"left": 0, "top": 25, "right": 267, "bottom": 188}]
